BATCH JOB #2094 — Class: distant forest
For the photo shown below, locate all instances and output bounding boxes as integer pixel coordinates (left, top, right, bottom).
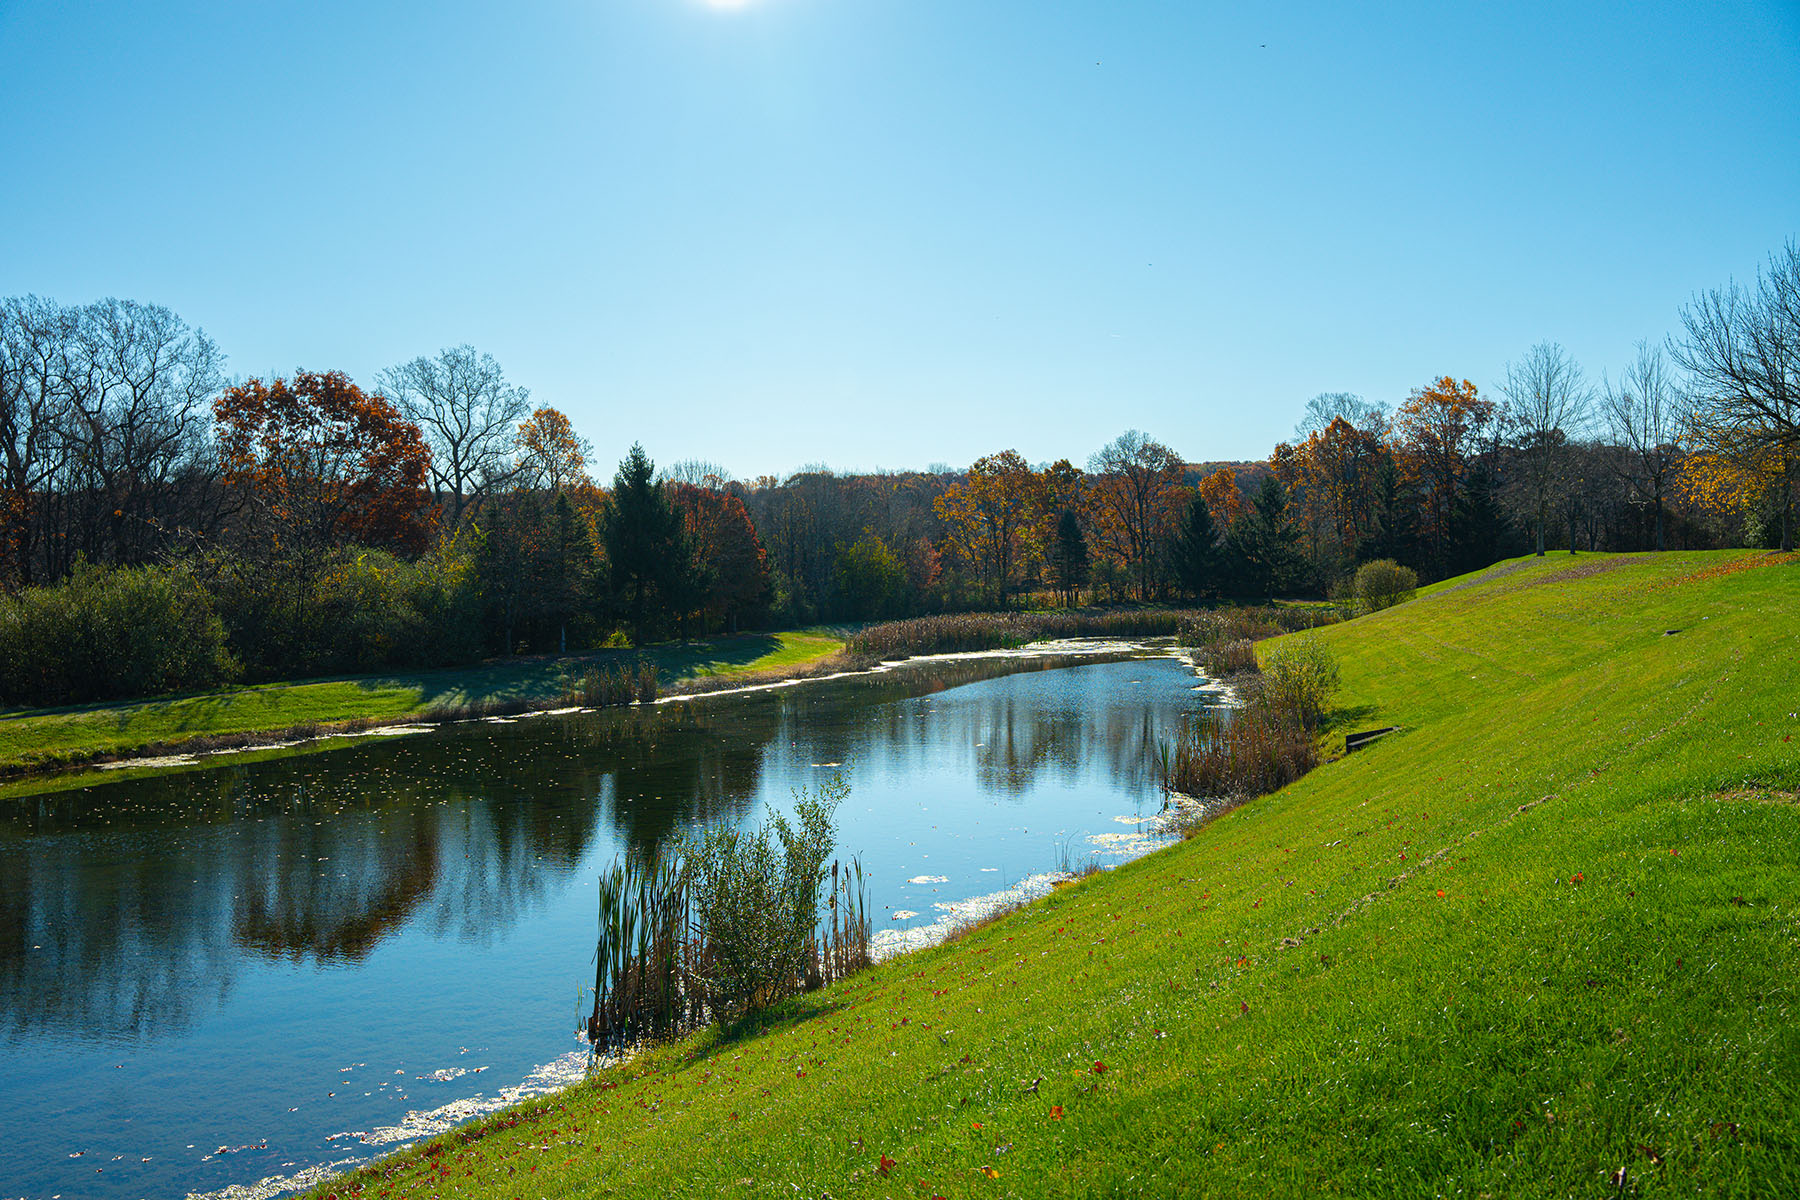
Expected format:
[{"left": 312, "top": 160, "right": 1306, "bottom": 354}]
[{"left": 1, "top": 242, "right": 1795, "bottom": 705}]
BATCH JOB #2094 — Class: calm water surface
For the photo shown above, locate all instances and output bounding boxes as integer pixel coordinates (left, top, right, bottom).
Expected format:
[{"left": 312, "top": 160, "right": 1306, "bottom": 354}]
[{"left": 0, "top": 647, "right": 1210, "bottom": 1200}]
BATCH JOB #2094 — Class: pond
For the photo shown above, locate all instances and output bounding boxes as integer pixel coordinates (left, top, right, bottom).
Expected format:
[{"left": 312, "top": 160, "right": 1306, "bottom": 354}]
[{"left": 0, "top": 644, "right": 1217, "bottom": 1200}]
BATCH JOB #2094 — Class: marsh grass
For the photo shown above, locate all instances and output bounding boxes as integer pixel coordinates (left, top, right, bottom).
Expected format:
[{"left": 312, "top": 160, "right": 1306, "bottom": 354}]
[
  {"left": 585, "top": 783, "right": 871, "bottom": 1054},
  {"left": 847, "top": 609, "right": 1199, "bottom": 659},
  {"left": 563, "top": 661, "right": 660, "bottom": 708}
]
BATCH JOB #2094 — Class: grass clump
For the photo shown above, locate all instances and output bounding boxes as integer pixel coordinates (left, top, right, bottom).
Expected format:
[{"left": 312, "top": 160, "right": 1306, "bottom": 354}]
[
  {"left": 585, "top": 779, "right": 871, "bottom": 1052},
  {"left": 563, "top": 661, "right": 659, "bottom": 707}
]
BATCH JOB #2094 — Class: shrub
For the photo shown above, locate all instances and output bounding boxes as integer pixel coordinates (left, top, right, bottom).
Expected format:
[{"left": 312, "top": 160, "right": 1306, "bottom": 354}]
[
  {"left": 1261, "top": 634, "right": 1340, "bottom": 731},
  {"left": 0, "top": 561, "right": 238, "bottom": 707},
  {"left": 682, "top": 779, "right": 847, "bottom": 1020},
  {"left": 1167, "top": 701, "right": 1318, "bottom": 804},
  {"left": 849, "top": 609, "right": 1197, "bottom": 660},
  {"left": 1353, "top": 559, "right": 1419, "bottom": 613}
]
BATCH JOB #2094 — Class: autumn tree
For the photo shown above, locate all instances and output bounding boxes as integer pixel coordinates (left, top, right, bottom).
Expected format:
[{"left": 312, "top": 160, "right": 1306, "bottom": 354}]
[
  {"left": 1391, "top": 377, "right": 1494, "bottom": 574},
  {"left": 379, "top": 344, "right": 530, "bottom": 526},
  {"left": 214, "top": 370, "right": 434, "bottom": 561},
  {"left": 932, "top": 449, "right": 1041, "bottom": 601},
  {"left": 1271, "top": 415, "right": 1387, "bottom": 574},
  {"left": 671, "top": 481, "right": 769, "bottom": 631},
  {"left": 1196, "top": 467, "right": 1247, "bottom": 530},
  {"left": 1603, "top": 342, "right": 1684, "bottom": 551},
  {"left": 1673, "top": 241, "right": 1800, "bottom": 551},
  {"left": 1085, "top": 430, "right": 1185, "bottom": 600},
  {"left": 1294, "top": 392, "right": 1388, "bottom": 440},
  {"left": 516, "top": 405, "right": 592, "bottom": 494}
]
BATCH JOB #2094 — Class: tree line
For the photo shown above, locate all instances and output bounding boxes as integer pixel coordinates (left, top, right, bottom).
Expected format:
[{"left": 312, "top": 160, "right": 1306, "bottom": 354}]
[{"left": 1, "top": 241, "right": 1794, "bottom": 705}]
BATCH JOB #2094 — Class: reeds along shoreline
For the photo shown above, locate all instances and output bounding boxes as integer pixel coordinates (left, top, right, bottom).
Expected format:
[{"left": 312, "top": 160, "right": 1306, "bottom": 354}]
[
  {"left": 585, "top": 855, "right": 871, "bottom": 1054},
  {"left": 564, "top": 661, "right": 659, "bottom": 708},
  {"left": 847, "top": 609, "right": 1200, "bottom": 659}
]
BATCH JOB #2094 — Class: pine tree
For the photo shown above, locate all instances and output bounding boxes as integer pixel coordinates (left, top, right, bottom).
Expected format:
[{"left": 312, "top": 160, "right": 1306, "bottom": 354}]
[
  {"left": 601, "top": 444, "right": 703, "bottom": 638},
  {"left": 1227, "top": 477, "right": 1308, "bottom": 598},
  {"left": 1048, "top": 509, "right": 1090, "bottom": 606},
  {"left": 1169, "top": 494, "right": 1222, "bottom": 599}
]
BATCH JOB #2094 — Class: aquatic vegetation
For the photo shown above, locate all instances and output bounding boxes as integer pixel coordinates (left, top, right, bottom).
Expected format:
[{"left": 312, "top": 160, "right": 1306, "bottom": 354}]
[
  {"left": 562, "top": 661, "right": 659, "bottom": 708},
  {"left": 586, "top": 779, "right": 871, "bottom": 1052},
  {"left": 847, "top": 609, "right": 1200, "bottom": 660}
]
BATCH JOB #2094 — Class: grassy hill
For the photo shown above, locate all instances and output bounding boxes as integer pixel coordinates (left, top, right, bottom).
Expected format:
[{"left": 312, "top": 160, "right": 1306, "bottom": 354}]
[{"left": 310, "top": 550, "right": 1799, "bottom": 1199}]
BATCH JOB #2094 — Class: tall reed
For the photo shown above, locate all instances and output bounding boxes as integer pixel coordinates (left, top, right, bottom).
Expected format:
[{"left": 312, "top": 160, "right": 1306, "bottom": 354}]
[
  {"left": 848, "top": 609, "right": 1198, "bottom": 660},
  {"left": 564, "top": 660, "right": 660, "bottom": 708}
]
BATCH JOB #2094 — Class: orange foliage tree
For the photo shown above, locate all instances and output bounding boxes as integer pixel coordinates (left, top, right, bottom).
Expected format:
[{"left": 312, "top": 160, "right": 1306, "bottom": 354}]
[
  {"left": 1085, "top": 431, "right": 1185, "bottom": 600},
  {"left": 1196, "top": 468, "right": 1246, "bottom": 530},
  {"left": 670, "top": 483, "right": 769, "bottom": 631},
  {"left": 516, "top": 405, "right": 592, "bottom": 493},
  {"left": 1271, "top": 416, "right": 1387, "bottom": 571},
  {"left": 213, "top": 371, "right": 435, "bottom": 559},
  {"left": 933, "top": 449, "right": 1043, "bottom": 600},
  {"left": 1390, "top": 377, "right": 1494, "bottom": 571}
]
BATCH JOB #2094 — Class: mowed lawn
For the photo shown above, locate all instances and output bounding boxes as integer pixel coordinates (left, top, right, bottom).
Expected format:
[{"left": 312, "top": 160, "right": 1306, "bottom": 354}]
[
  {"left": 307, "top": 549, "right": 1799, "bottom": 1199},
  {"left": 0, "top": 628, "right": 846, "bottom": 774}
]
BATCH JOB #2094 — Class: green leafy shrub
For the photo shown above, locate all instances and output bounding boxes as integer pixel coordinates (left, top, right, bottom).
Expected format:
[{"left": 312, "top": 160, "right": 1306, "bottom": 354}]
[
  {"left": 1352, "top": 558, "right": 1419, "bottom": 612},
  {"left": 1261, "top": 634, "right": 1341, "bottom": 731},
  {"left": 683, "top": 779, "right": 846, "bottom": 1020},
  {"left": 0, "top": 562, "right": 238, "bottom": 707}
]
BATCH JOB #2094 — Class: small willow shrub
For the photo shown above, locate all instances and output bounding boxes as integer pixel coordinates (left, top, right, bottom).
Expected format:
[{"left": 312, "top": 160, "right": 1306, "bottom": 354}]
[
  {"left": 1261, "top": 634, "right": 1341, "bottom": 731},
  {"left": 684, "top": 779, "right": 846, "bottom": 1020},
  {"left": 1353, "top": 559, "right": 1419, "bottom": 613}
]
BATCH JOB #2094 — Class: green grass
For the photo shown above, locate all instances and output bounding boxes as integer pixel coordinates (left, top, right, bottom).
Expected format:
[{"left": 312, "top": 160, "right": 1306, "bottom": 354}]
[
  {"left": 0, "top": 628, "right": 847, "bottom": 776},
  {"left": 307, "top": 549, "right": 1800, "bottom": 1199}
]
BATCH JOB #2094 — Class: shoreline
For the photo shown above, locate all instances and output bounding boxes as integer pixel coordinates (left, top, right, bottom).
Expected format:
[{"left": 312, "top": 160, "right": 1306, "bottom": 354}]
[
  {"left": 5, "top": 637, "right": 1179, "bottom": 795},
  {"left": 188, "top": 644, "right": 1224, "bottom": 1200}
]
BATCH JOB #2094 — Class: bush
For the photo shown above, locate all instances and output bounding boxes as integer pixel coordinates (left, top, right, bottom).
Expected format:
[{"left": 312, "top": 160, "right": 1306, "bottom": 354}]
[
  {"left": 1261, "top": 634, "right": 1340, "bottom": 731},
  {"left": 1353, "top": 559, "right": 1418, "bottom": 613},
  {"left": 213, "top": 543, "right": 484, "bottom": 680},
  {"left": 0, "top": 561, "right": 238, "bottom": 707},
  {"left": 682, "top": 779, "right": 847, "bottom": 1020},
  {"left": 1167, "top": 700, "right": 1318, "bottom": 803},
  {"left": 849, "top": 609, "right": 1196, "bottom": 660}
]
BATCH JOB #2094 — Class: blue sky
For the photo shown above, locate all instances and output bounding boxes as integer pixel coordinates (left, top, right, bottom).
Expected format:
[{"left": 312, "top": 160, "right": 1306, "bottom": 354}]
[{"left": 2, "top": 0, "right": 1797, "bottom": 478}]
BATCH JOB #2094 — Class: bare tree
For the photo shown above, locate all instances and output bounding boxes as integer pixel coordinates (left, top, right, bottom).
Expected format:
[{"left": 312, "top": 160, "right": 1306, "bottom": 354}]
[
  {"left": 663, "top": 459, "right": 732, "bottom": 489},
  {"left": 49, "top": 299, "right": 222, "bottom": 573},
  {"left": 1294, "top": 391, "right": 1389, "bottom": 440},
  {"left": 1501, "top": 342, "right": 1593, "bottom": 555},
  {"left": 0, "top": 297, "right": 75, "bottom": 586},
  {"left": 378, "top": 344, "right": 529, "bottom": 525},
  {"left": 1672, "top": 242, "right": 1800, "bottom": 551},
  {"left": 1602, "top": 341, "right": 1684, "bottom": 551}
]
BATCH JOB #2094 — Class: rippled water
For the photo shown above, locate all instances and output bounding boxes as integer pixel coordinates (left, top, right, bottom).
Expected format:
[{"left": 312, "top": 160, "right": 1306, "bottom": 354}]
[{"left": 0, "top": 645, "right": 1214, "bottom": 1200}]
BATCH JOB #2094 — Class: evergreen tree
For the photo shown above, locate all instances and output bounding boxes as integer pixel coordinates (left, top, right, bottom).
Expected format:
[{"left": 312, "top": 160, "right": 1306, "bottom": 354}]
[
  {"left": 1446, "top": 465, "right": 1514, "bottom": 576},
  {"left": 1048, "top": 508, "right": 1090, "bottom": 606},
  {"left": 1169, "top": 494, "right": 1223, "bottom": 599},
  {"left": 601, "top": 444, "right": 703, "bottom": 637},
  {"left": 542, "top": 493, "right": 596, "bottom": 652},
  {"left": 1226, "top": 477, "right": 1309, "bottom": 598},
  {"left": 1360, "top": 456, "right": 1424, "bottom": 572}
]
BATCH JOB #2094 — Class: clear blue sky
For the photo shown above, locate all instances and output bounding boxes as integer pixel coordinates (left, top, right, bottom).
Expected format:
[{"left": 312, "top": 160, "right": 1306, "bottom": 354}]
[{"left": 3, "top": 0, "right": 1797, "bottom": 478}]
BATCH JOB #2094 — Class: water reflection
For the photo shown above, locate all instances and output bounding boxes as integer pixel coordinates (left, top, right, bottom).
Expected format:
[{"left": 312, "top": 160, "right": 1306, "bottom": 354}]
[{"left": 0, "top": 648, "right": 1153, "bottom": 1045}]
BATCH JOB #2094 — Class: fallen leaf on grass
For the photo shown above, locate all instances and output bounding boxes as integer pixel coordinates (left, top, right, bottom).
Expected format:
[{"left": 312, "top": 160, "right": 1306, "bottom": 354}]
[
  {"left": 1049, "top": 1105, "right": 1064, "bottom": 1120},
  {"left": 980, "top": 1166, "right": 1000, "bottom": 1178}
]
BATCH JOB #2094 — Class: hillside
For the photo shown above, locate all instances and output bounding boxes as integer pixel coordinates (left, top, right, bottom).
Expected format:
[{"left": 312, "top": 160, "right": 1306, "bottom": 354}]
[{"left": 310, "top": 550, "right": 1800, "bottom": 1199}]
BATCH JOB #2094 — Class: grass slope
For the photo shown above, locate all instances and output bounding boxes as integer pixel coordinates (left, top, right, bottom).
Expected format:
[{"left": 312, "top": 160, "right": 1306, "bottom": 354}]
[
  {"left": 0, "top": 629, "right": 845, "bottom": 775},
  {"left": 315, "top": 550, "right": 1799, "bottom": 1199}
]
